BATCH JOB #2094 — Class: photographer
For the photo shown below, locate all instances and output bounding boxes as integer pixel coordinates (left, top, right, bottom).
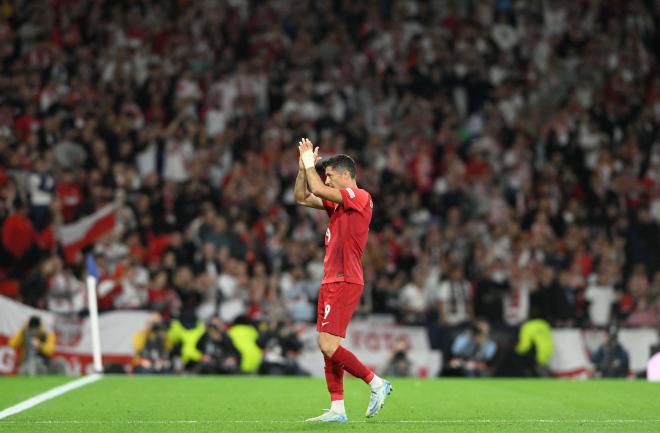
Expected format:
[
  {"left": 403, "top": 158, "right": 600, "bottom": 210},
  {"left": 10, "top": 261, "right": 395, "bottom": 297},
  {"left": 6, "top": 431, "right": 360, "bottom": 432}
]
[
  {"left": 591, "top": 324, "right": 630, "bottom": 378},
  {"left": 445, "top": 319, "right": 497, "bottom": 377},
  {"left": 10, "top": 316, "right": 66, "bottom": 375},
  {"left": 257, "top": 320, "right": 308, "bottom": 376},
  {"left": 384, "top": 337, "right": 413, "bottom": 377},
  {"left": 133, "top": 317, "right": 173, "bottom": 374},
  {"left": 195, "top": 317, "right": 240, "bottom": 375}
]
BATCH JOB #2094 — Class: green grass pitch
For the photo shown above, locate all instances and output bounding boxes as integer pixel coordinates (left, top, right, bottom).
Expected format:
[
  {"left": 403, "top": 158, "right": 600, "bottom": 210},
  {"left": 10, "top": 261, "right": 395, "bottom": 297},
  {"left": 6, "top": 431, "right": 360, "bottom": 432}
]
[{"left": 1, "top": 376, "right": 659, "bottom": 432}]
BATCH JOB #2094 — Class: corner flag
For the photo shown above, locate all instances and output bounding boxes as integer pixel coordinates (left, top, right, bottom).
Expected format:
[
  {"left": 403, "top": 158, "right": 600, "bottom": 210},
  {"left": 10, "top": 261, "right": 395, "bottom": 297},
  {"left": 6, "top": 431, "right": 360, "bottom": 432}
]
[
  {"left": 85, "top": 254, "right": 103, "bottom": 373},
  {"left": 86, "top": 254, "right": 100, "bottom": 279}
]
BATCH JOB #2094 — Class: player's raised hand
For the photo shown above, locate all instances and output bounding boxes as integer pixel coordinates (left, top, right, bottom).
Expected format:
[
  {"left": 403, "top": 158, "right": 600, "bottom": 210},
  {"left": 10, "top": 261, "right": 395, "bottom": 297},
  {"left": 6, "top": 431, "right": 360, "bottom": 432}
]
[
  {"left": 298, "top": 139, "right": 319, "bottom": 170},
  {"left": 298, "top": 140, "right": 305, "bottom": 171},
  {"left": 298, "top": 138, "right": 318, "bottom": 169},
  {"left": 298, "top": 137, "right": 313, "bottom": 154}
]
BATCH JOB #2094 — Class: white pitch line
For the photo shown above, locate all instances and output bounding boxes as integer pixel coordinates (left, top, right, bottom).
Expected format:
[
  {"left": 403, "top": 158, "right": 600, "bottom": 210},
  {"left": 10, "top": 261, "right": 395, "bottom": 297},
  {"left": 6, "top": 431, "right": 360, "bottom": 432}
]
[
  {"left": 0, "top": 374, "right": 103, "bottom": 420},
  {"left": 1, "top": 419, "right": 660, "bottom": 425}
]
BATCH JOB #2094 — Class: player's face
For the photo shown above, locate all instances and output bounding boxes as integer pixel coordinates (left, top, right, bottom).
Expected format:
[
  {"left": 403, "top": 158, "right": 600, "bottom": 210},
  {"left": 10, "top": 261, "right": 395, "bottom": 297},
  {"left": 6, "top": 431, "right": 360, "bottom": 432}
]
[
  {"left": 325, "top": 166, "right": 340, "bottom": 188},
  {"left": 324, "top": 166, "right": 350, "bottom": 188}
]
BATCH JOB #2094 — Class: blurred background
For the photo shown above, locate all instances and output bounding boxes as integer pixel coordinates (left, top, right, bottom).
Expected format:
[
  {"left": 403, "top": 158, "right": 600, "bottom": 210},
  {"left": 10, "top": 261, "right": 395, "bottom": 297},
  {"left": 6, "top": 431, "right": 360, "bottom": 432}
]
[{"left": 0, "top": 0, "right": 659, "bottom": 380}]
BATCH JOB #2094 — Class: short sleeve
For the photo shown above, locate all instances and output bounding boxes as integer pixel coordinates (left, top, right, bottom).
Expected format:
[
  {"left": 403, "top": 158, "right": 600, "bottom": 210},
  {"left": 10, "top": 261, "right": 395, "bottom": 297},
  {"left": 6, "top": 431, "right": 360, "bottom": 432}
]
[
  {"left": 340, "top": 187, "right": 369, "bottom": 211},
  {"left": 323, "top": 199, "right": 335, "bottom": 216}
]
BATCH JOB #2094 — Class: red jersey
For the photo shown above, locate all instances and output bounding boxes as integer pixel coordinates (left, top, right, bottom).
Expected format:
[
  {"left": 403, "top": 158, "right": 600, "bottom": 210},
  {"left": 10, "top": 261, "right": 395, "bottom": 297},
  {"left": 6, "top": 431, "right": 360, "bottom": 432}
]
[{"left": 321, "top": 187, "right": 373, "bottom": 286}]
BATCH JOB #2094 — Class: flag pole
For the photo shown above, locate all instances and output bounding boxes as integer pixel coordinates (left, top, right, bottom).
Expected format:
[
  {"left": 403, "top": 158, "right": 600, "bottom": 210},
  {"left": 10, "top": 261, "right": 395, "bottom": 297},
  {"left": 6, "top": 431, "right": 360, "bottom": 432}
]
[{"left": 85, "top": 255, "right": 103, "bottom": 373}]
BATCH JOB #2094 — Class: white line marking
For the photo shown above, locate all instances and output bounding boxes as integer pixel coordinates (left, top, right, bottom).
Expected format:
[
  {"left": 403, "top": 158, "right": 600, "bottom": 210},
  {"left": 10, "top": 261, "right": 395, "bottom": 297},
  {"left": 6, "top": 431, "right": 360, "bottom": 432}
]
[
  {"left": 0, "top": 374, "right": 103, "bottom": 420},
  {"left": 2, "top": 419, "right": 660, "bottom": 425}
]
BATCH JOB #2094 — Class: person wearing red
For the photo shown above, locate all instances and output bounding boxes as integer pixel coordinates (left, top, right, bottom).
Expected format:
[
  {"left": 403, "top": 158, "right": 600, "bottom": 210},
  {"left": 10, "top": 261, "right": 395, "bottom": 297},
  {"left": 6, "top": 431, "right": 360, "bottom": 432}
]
[
  {"left": 294, "top": 138, "right": 392, "bottom": 423},
  {"left": 2, "top": 206, "right": 36, "bottom": 260}
]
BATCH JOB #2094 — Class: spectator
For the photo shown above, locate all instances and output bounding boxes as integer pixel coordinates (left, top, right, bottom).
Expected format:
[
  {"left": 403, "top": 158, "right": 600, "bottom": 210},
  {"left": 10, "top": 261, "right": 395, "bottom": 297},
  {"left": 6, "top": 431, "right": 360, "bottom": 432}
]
[
  {"left": 10, "top": 316, "right": 66, "bottom": 375},
  {"left": 2, "top": 200, "right": 36, "bottom": 262},
  {"left": 625, "top": 293, "right": 659, "bottom": 327},
  {"left": 18, "top": 256, "right": 55, "bottom": 309},
  {"left": 475, "top": 258, "right": 509, "bottom": 323},
  {"left": 279, "top": 266, "right": 315, "bottom": 322},
  {"left": 113, "top": 260, "right": 149, "bottom": 309},
  {"left": 435, "top": 264, "right": 473, "bottom": 326},
  {"left": 649, "top": 271, "right": 660, "bottom": 310},
  {"left": 27, "top": 158, "right": 55, "bottom": 231},
  {"left": 585, "top": 266, "right": 618, "bottom": 327},
  {"left": 147, "top": 270, "right": 180, "bottom": 321},
  {"left": 46, "top": 258, "right": 86, "bottom": 314},
  {"left": 0, "top": 0, "right": 658, "bottom": 379},
  {"left": 399, "top": 269, "right": 431, "bottom": 325}
]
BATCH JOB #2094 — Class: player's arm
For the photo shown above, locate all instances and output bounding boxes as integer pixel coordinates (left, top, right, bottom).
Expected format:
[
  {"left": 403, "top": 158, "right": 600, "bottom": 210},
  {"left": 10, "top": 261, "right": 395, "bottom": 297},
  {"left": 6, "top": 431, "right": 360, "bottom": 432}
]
[
  {"left": 294, "top": 161, "right": 324, "bottom": 210},
  {"left": 299, "top": 138, "right": 343, "bottom": 204},
  {"left": 305, "top": 167, "right": 343, "bottom": 204}
]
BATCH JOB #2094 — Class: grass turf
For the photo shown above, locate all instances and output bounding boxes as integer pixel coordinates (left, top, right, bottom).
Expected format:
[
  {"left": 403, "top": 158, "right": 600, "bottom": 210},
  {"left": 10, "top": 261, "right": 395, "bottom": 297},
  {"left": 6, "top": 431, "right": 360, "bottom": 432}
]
[
  {"left": 0, "top": 376, "right": 72, "bottom": 409},
  {"left": 1, "top": 376, "right": 659, "bottom": 432}
]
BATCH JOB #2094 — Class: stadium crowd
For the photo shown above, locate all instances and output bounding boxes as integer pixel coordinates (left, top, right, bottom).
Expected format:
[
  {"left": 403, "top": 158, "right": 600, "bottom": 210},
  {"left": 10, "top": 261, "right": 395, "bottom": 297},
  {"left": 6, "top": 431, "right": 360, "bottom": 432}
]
[{"left": 1, "top": 0, "right": 660, "bottom": 375}]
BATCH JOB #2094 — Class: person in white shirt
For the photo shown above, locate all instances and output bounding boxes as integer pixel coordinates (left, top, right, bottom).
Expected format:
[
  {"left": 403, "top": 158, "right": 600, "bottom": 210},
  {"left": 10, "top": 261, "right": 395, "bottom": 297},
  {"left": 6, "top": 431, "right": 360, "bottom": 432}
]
[
  {"left": 399, "top": 271, "right": 430, "bottom": 324},
  {"left": 585, "top": 267, "right": 618, "bottom": 327},
  {"left": 435, "top": 265, "right": 474, "bottom": 326}
]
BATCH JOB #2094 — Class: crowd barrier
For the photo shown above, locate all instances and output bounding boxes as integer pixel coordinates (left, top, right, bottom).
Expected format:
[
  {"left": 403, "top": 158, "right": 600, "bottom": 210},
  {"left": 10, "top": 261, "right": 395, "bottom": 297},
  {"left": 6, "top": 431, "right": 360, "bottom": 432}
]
[{"left": 1, "top": 296, "right": 657, "bottom": 377}]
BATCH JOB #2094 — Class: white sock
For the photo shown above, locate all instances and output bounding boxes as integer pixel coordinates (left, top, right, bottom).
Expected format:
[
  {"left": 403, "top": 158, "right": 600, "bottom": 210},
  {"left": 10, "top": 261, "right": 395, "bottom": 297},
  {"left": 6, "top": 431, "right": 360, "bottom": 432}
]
[
  {"left": 369, "top": 374, "right": 384, "bottom": 390},
  {"left": 331, "top": 399, "right": 345, "bottom": 414}
]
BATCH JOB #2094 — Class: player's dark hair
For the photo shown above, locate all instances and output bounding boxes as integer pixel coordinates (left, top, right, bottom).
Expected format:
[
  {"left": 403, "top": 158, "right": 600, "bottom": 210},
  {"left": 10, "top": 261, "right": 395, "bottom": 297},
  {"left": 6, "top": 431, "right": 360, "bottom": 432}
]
[{"left": 322, "top": 154, "right": 356, "bottom": 179}]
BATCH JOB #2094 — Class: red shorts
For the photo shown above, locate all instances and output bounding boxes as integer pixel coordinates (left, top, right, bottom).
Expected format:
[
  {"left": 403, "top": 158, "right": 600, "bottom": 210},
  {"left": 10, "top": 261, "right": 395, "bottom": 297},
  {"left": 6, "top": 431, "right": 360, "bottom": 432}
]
[{"left": 316, "top": 281, "right": 363, "bottom": 338}]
